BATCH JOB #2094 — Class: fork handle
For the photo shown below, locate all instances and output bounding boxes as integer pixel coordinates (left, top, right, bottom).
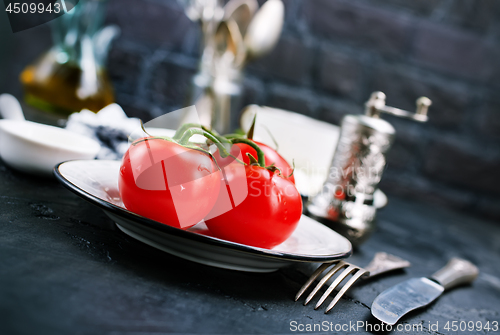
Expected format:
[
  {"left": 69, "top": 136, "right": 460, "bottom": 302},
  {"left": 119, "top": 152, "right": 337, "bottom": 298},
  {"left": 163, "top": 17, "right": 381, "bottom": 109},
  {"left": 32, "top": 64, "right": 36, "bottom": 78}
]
[{"left": 430, "top": 258, "right": 479, "bottom": 290}]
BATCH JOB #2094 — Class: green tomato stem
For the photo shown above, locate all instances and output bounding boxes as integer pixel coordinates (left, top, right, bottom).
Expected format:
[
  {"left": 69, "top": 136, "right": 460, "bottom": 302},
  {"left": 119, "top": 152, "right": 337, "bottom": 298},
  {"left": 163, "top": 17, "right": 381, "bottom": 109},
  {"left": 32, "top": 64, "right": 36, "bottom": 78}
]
[
  {"left": 246, "top": 114, "right": 257, "bottom": 140},
  {"left": 230, "top": 138, "right": 266, "bottom": 167},
  {"left": 173, "top": 123, "right": 202, "bottom": 140},
  {"left": 201, "top": 126, "right": 232, "bottom": 146},
  {"left": 178, "top": 128, "right": 232, "bottom": 158},
  {"left": 224, "top": 133, "right": 245, "bottom": 140}
]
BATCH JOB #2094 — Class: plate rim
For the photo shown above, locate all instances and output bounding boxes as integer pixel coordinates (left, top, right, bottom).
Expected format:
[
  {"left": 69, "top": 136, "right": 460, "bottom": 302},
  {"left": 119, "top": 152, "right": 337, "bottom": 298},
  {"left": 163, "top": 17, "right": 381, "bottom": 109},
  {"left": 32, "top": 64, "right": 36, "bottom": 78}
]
[{"left": 54, "top": 160, "right": 352, "bottom": 263}]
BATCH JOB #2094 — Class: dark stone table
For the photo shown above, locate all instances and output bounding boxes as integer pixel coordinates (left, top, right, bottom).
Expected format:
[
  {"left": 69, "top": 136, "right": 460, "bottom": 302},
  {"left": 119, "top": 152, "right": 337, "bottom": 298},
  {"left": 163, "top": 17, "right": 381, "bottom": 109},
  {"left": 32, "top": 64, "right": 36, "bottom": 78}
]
[{"left": 1, "top": 160, "right": 499, "bottom": 335}]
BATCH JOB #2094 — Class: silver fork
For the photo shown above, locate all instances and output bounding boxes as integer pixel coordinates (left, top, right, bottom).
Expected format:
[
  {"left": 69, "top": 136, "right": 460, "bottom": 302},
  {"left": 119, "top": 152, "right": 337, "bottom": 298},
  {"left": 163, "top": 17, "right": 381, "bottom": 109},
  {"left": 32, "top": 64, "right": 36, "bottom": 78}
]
[{"left": 295, "top": 252, "right": 411, "bottom": 313}]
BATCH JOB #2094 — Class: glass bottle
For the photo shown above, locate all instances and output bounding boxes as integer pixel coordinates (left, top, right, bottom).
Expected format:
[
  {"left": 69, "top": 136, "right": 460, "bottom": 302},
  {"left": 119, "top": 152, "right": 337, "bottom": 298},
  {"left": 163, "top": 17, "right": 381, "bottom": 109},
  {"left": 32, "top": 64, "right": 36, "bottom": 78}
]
[{"left": 20, "top": 0, "right": 118, "bottom": 116}]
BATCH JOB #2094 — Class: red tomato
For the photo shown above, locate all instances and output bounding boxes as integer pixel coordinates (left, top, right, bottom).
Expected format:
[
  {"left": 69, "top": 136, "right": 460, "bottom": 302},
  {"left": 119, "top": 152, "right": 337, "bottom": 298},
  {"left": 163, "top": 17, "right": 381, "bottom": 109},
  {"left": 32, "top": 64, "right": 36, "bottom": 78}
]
[
  {"left": 119, "top": 137, "right": 221, "bottom": 229},
  {"left": 204, "top": 164, "right": 302, "bottom": 249},
  {"left": 204, "top": 145, "right": 248, "bottom": 221},
  {"left": 236, "top": 140, "right": 295, "bottom": 184}
]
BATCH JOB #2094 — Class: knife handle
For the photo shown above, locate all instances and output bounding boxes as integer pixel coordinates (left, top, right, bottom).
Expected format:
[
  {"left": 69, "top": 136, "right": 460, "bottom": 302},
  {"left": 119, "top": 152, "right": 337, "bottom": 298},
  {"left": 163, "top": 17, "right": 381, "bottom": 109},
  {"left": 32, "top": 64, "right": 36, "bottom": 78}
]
[{"left": 430, "top": 258, "right": 479, "bottom": 290}]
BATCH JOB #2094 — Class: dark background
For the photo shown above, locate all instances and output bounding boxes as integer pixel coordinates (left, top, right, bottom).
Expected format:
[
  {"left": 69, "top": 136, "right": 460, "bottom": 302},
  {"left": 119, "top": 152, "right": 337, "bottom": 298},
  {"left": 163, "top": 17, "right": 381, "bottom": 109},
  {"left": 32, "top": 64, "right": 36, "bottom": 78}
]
[{"left": 1, "top": 0, "right": 500, "bottom": 221}]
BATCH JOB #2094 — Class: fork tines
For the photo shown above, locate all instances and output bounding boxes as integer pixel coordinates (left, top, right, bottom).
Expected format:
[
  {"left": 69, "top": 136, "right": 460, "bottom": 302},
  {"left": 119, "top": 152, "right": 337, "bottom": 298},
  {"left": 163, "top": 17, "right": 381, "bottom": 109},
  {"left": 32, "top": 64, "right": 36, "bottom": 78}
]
[{"left": 295, "top": 261, "right": 369, "bottom": 313}]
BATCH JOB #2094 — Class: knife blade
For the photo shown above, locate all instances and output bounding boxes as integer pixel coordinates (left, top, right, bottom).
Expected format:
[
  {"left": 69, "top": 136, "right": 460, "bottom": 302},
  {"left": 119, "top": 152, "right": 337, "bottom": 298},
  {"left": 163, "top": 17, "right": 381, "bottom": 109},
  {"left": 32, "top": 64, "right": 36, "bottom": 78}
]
[{"left": 371, "top": 258, "right": 479, "bottom": 325}]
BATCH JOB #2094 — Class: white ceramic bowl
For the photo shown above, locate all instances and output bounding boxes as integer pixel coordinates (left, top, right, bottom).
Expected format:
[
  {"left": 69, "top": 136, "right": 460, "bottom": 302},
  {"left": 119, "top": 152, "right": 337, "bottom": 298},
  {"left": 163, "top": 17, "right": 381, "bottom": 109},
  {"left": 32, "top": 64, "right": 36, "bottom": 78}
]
[{"left": 0, "top": 119, "right": 101, "bottom": 176}]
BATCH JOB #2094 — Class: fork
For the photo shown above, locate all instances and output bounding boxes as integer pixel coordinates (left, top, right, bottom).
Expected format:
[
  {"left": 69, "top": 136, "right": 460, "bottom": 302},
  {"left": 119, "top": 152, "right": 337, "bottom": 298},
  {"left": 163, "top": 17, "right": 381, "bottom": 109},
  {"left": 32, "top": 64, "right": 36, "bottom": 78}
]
[{"left": 295, "top": 252, "right": 411, "bottom": 313}]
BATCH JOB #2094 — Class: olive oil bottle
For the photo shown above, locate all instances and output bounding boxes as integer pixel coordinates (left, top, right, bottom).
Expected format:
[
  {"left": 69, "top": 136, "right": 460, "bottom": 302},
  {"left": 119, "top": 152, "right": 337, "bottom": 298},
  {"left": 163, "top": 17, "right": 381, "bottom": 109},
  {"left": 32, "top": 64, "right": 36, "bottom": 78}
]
[{"left": 20, "top": 0, "right": 118, "bottom": 116}]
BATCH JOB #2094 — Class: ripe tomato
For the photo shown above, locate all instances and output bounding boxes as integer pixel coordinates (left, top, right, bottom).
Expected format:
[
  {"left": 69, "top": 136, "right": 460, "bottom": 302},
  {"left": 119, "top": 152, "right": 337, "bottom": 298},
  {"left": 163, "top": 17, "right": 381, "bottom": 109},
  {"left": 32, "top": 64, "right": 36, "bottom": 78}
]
[
  {"left": 204, "top": 164, "right": 302, "bottom": 249},
  {"left": 236, "top": 140, "right": 295, "bottom": 184},
  {"left": 119, "top": 137, "right": 221, "bottom": 229}
]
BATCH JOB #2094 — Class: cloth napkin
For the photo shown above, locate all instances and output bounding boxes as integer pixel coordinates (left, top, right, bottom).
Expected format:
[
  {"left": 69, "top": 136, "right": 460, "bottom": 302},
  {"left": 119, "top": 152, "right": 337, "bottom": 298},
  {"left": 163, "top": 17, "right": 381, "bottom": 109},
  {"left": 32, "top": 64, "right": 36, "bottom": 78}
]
[{"left": 65, "top": 104, "right": 141, "bottom": 160}]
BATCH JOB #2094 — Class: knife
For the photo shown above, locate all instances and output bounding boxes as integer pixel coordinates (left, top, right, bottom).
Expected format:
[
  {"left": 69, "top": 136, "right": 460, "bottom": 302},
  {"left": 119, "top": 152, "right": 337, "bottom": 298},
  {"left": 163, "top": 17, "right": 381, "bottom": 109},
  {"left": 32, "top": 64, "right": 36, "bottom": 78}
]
[{"left": 371, "top": 258, "right": 479, "bottom": 325}]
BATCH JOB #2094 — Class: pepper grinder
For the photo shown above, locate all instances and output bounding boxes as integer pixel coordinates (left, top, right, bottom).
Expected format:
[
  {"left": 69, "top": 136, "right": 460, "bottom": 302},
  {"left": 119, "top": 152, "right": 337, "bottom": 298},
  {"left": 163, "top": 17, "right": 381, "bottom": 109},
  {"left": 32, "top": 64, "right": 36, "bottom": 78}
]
[{"left": 306, "top": 91, "right": 431, "bottom": 246}]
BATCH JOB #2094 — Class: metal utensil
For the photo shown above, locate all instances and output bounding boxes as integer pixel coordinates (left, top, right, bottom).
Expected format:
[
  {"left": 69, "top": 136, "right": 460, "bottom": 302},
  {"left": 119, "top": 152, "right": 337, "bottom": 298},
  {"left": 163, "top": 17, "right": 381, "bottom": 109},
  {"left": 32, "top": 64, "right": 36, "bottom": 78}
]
[
  {"left": 244, "top": 0, "right": 284, "bottom": 61},
  {"left": 215, "top": 19, "right": 246, "bottom": 71},
  {"left": 372, "top": 258, "right": 479, "bottom": 325},
  {"left": 224, "top": 0, "right": 258, "bottom": 37},
  {"left": 214, "top": 20, "right": 237, "bottom": 61},
  {"left": 214, "top": 19, "right": 246, "bottom": 69},
  {"left": 211, "top": 19, "right": 245, "bottom": 133},
  {"left": 296, "top": 252, "right": 411, "bottom": 313}
]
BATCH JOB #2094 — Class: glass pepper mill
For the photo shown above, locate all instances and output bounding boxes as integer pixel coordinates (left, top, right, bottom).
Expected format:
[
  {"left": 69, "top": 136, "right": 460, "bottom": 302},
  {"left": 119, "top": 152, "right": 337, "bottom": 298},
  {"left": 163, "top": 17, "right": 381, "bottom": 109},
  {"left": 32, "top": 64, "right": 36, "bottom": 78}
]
[
  {"left": 307, "top": 91, "right": 432, "bottom": 246},
  {"left": 20, "top": 0, "right": 119, "bottom": 117}
]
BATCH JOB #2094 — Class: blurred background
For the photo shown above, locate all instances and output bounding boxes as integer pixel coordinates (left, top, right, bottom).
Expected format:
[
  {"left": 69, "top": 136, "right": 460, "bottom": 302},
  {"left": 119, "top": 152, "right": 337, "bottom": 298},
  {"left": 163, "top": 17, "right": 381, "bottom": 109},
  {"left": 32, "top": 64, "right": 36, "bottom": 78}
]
[{"left": 1, "top": 0, "right": 499, "bottom": 221}]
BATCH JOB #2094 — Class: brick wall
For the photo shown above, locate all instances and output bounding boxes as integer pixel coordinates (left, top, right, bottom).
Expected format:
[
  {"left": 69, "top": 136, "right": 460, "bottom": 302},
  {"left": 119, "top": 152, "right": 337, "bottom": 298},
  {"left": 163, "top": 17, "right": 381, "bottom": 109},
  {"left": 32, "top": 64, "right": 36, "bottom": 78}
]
[{"left": 1, "top": 0, "right": 500, "bottom": 221}]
